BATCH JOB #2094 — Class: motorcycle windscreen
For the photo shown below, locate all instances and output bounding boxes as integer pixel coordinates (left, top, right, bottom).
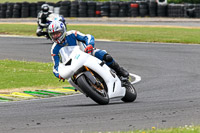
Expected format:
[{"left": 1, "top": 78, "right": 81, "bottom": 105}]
[
  {"left": 46, "top": 13, "right": 60, "bottom": 23},
  {"left": 59, "top": 46, "right": 76, "bottom": 63}
]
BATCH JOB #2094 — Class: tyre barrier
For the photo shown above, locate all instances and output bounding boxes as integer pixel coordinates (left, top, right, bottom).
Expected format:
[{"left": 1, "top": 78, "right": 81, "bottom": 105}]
[
  {"left": 88, "top": 1, "right": 96, "bottom": 17},
  {"left": 119, "top": 2, "right": 128, "bottom": 17},
  {"left": 21, "top": 2, "right": 29, "bottom": 18},
  {"left": 70, "top": 1, "right": 78, "bottom": 17},
  {"left": 0, "top": 87, "right": 79, "bottom": 102},
  {"left": 168, "top": 4, "right": 185, "bottom": 17},
  {"left": 149, "top": 1, "right": 157, "bottom": 17},
  {"left": 110, "top": 2, "right": 119, "bottom": 17},
  {"left": 101, "top": 2, "right": 110, "bottom": 17},
  {"left": 139, "top": 1, "right": 149, "bottom": 17},
  {"left": 1, "top": 1, "right": 200, "bottom": 18},
  {"left": 129, "top": 2, "right": 139, "bottom": 17},
  {"left": 60, "top": 1, "right": 70, "bottom": 17}
]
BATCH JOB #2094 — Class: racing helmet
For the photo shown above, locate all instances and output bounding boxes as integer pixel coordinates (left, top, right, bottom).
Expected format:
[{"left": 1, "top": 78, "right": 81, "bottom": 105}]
[
  {"left": 48, "top": 21, "right": 67, "bottom": 44},
  {"left": 41, "top": 4, "right": 49, "bottom": 12}
]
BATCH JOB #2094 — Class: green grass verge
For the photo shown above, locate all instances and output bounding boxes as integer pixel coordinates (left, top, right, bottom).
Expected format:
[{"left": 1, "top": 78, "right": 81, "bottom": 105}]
[
  {"left": 0, "top": 60, "right": 67, "bottom": 90},
  {"left": 98, "top": 125, "right": 200, "bottom": 133},
  {"left": 1, "top": 24, "right": 200, "bottom": 44}
]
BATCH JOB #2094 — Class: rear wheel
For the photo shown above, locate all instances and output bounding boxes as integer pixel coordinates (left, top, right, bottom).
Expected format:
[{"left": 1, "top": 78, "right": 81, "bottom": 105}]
[
  {"left": 121, "top": 81, "right": 137, "bottom": 102},
  {"left": 77, "top": 75, "right": 109, "bottom": 105}
]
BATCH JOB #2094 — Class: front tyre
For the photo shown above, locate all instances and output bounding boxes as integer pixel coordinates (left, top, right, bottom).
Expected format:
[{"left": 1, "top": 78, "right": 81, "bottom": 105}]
[
  {"left": 77, "top": 75, "right": 109, "bottom": 105},
  {"left": 121, "top": 82, "right": 137, "bottom": 102}
]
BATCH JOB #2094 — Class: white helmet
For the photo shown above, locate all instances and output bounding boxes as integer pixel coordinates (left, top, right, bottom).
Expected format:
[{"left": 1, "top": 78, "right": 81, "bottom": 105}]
[
  {"left": 41, "top": 4, "right": 49, "bottom": 13},
  {"left": 48, "top": 21, "right": 66, "bottom": 44}
]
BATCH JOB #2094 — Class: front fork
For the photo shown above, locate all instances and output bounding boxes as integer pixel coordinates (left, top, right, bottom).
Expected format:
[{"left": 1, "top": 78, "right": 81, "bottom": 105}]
[{"left": 73, "top": 66, "right": 104, "bottom": 91}]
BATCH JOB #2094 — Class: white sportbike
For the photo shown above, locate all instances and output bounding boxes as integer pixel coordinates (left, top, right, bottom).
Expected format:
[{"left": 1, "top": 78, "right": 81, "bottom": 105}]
[{"left": 58, "top": 46, "right": 137, "bottom": 105}]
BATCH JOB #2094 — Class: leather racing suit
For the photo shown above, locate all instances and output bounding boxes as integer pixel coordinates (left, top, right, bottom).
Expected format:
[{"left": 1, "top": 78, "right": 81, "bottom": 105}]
[
  {"left": 51, "top": 30, "right": 113, "bottom": 78},
  {"left": 36, "top": 11, "right": 52, "bottom": 37}
]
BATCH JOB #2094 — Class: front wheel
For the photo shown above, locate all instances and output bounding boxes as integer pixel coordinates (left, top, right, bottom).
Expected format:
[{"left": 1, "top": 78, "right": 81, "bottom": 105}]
[
  {"left": 77, "top": 75, "right": 109, "bottom": 105},
  {"left": 121, "top": 82, "right": 137, "bottom": 102}
]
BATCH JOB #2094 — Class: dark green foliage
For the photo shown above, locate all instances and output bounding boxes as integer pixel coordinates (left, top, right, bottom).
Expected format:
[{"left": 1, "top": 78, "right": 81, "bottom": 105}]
[{"left": 168, "top": 0, "right": 200, "bottom": 4}]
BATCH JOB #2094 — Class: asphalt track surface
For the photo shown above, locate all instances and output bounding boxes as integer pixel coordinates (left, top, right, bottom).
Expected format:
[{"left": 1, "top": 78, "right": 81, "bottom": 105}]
[{"left": 1, "top": 36, "right": 200, "bottom": 133}]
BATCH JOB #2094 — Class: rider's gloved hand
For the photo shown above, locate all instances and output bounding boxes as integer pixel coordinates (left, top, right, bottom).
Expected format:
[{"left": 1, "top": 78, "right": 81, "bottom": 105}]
[
  {"left": 59, "top": 75, "right": 65, "bottom": 82},
  {"left": 84, "top": 45, "right": 93, "bottom": 54}
]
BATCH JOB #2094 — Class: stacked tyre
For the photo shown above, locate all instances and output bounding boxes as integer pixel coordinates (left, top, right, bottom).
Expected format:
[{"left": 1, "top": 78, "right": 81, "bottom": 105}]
[
  {"left": 70, "top": 1, "right": 78, "bottom": 17},
  {"left": 139, "top": 1, "right": 149, "bottom": 17},
  {"left": 78, "top": 2, "right": 87, "bottom": 17},
  {"left": 157, "top": 4, "right": 167, "bottom": 17},
  {"left": 194, "top": 4, "right": 200, "bottom": 18},
  {"left": 110, "top": 2, "right": 119, "bottom": 17},
  {"left": 185, "top": 4, "right": 195, "bottom": 18},
  {"left": 13, "top": 3, "right": 21, "bottom": 18},
  {"left": 54, "top": 2, "right": 60, "bottom": 14},
  {"left": 178, "top": 4, "right": 185, "bottom": 17},
  {"left": 129, "top": 2, "right": 139, "bottom": 17},
  {"left": 0, "top": 3, "right": 7, "bottom": 18},
  {"left": 60, "top": 1, "right": 70, "bottom": 17},
  {"left": 96, "top": 2, "right": 102, "bottom": 17},
  {"left": 167, "top": 4, "right": 173, "bottom": 17},
  {"left": 29, "top": 3, "right": 37, "bottom": 18},
  {"left": 87, "top": 1, "right": 96, "bottom": 17},
  {"left": 119, "top": 2, "right": 128, "bottom": 17},
  {"left": 0, "top": 4, "right": 1, "bottom": 18},
  {"left": 21, "top": 2, "right": 29, "bottom": 18},
  {"left": 101, "top": 2, "right": 110, "bottom": 17},
  {"left": 6, "top": 3, "right": 14, "bottom": 18},
  {"left": 149, "top": 1, "right": 157, "bottom": 17},
  {"left": 168, "top": 4, "right": 185, "bottom": 17}
]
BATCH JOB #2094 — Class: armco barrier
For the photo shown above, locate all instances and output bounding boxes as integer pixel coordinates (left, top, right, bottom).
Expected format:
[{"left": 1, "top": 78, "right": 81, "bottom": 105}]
[{"left": 0, "top": 1, "right": 200, "bottom": 18}]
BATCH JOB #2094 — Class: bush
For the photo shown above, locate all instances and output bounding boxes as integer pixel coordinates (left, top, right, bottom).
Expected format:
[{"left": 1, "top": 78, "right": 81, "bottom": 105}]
[{"left": 168, "top": 0, "right": 200, "bottom": 4}]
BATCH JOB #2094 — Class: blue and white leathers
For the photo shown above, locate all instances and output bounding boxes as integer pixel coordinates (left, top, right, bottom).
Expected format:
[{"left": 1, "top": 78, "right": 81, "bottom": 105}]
[{"left": 51, "top": 30, "right": 112, "bottom": 78}]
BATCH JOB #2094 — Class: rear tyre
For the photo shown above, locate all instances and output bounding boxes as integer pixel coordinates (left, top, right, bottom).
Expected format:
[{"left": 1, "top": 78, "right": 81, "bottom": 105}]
[
  {"left": 77, "top": 75, "right": 109, "bottom": 105},
  {"left": 121, "top": 82, "right": 137, "bottom": 102}
]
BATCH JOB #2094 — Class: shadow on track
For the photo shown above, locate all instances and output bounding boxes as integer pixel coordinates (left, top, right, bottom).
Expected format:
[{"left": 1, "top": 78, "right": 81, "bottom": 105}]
[{"left": 46, "top": 101, "right": 139, "bottom": 109}]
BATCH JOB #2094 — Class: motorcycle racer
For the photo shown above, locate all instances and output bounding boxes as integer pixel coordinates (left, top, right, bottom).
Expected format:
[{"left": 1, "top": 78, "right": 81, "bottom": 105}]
[
  {"left": 36, "top": 4, "right": 52, "bottom": 37},
  {"left": 48, "top": 21, "right": 129, "bottom": 80}
]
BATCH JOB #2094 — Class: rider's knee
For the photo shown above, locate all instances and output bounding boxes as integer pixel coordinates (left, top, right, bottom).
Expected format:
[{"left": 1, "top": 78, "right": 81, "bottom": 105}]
[{"left": 103, "top": 54, "right": 113, "bottom": 62}]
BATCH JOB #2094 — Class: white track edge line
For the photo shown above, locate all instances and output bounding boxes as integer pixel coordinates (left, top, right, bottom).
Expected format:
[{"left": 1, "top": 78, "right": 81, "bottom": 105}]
[{"left": 129, "top": 73, "right": 141, "bottom": 84}]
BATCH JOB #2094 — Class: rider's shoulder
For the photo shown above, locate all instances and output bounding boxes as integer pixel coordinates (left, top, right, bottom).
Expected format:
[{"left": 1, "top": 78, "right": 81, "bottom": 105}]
[
  {"left": 52, "top": 42, "right": 57, "bottom": 48},
  {"left": 66, "top": 30, "right": 78, "bottom": 35},
  {"left": 52, "top": 43, "right": 63, "bottom": 52}
]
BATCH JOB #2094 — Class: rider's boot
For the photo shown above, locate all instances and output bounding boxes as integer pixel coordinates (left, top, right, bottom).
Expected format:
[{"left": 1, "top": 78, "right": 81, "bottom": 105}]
[
  {"left": 103, "top": 54, "right": 129, "bottom": 77},
  {"left": 109, "top": 61, "right": 129, "bottom": 78},
  {"left": 36, "top": 31, "right": 46, "bottom": 37}
]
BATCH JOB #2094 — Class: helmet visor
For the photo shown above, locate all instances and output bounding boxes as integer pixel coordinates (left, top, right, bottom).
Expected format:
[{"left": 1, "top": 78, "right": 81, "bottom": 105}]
[{"left": 50, "top": 31, "right": 62, "bottom": 41}]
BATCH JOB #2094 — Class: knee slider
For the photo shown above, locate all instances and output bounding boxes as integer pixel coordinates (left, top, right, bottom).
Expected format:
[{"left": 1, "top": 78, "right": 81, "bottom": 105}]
[{"left": 103, "top": 54, "right": 113, "bottom": 62}]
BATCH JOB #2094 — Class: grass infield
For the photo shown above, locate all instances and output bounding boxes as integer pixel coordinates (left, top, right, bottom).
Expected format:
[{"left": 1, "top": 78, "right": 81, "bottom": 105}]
[
  {"left": 0, "top": 60, "right": 67, "bottom": 90},
  {"left": 102, "top": 125, "right": 200, "bottom": 133},
  {"left": 0, "top": 23, "right": 200, "bottom": 44}
]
